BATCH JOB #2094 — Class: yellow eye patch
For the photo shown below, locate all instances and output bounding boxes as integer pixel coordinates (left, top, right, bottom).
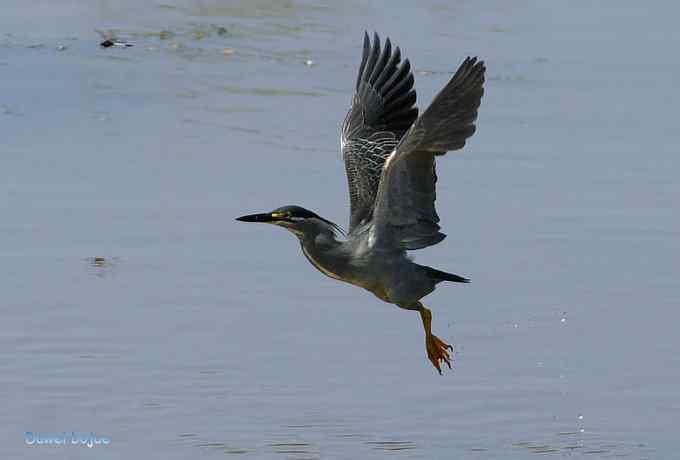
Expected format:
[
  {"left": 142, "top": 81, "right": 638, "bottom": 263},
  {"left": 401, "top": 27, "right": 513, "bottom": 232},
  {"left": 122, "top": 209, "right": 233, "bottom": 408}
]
[{"left": 271, "top": 211, "right": 292, "bottom": 219}]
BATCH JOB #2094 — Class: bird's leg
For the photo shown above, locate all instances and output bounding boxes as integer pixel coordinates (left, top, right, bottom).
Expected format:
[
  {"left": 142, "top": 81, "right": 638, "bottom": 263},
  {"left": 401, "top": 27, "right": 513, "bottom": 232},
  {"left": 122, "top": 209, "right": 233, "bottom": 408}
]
[{"left": 417, "top": 303, "right": 453, "bottom": 374}]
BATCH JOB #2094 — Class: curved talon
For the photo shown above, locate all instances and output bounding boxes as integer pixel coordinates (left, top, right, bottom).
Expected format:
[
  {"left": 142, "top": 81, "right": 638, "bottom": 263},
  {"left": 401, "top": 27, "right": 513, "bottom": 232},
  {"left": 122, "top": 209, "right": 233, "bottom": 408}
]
[{"left": 425, "top": 333, "right": 453, "bottom": 374}]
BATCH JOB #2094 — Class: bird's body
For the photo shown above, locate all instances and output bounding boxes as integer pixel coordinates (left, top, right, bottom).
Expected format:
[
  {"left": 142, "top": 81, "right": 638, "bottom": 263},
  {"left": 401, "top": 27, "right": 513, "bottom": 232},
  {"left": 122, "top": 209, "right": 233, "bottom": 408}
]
[
  {"left": 237, "top": 33, "right": 485, "bottom": 374},
  {"left": 297, "top": 221, "right": 450, "bottom": 306}
]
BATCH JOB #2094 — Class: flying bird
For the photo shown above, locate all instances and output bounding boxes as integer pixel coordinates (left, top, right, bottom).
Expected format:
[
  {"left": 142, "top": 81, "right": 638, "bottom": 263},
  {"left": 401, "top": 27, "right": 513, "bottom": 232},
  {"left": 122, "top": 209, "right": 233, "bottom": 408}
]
[{"left": 237, "top": 32, "right": 485, "bottom": 374}]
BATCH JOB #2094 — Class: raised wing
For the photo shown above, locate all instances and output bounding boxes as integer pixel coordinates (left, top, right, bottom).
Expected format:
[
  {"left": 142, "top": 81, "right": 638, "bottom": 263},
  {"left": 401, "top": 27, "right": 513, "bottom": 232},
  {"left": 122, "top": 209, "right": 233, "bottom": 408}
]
[
  {"left": 371, "top": 57, "right": 486, "bottom": 250},
  {"left": 341, "top": 32, "right": 418, "bottom": 233}
]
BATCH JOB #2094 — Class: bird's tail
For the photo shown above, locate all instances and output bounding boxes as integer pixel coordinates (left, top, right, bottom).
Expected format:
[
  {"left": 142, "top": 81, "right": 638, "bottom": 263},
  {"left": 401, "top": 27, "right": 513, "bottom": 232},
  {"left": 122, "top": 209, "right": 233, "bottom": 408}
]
[{"left": 423, "top": 265, "right": 470, "bottom": 283}]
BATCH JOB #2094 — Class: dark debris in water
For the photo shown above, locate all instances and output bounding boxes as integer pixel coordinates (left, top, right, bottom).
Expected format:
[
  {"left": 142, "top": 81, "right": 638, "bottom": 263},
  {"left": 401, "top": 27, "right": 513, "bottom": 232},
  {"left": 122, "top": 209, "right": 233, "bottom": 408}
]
[
  {"left": 96, "top": 29, "right": 133, "bottom": 48},
  {"left": 84, "top": 256, "right": 120, "bottom": 278},
  {"left": 212, "top": 25, "right": 228, "bottom": 36},
  {"left": 89, "top": 256, "right": 108, "bottom": 267},
  {"left": 100, "top": 39, "right": 133, "bottom": 48}
]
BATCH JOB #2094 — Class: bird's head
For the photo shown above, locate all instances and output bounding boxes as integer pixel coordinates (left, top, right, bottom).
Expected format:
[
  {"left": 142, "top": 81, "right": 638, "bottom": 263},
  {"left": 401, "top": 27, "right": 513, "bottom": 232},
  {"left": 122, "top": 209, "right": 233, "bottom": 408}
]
[{"left": 236, "top": 205, "right": 344, "bottom": 239}]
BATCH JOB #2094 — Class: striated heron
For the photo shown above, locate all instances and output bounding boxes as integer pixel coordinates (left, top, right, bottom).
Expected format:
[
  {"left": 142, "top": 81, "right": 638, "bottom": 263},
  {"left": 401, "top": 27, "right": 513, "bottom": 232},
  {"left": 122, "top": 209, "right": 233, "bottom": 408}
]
[{"left": 237, "top": 32, "right": 485, "bottom": 374}]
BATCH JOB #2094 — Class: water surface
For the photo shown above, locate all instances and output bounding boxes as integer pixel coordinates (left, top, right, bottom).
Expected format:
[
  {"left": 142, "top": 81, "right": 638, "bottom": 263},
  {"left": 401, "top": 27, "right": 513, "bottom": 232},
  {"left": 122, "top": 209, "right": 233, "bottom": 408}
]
[{"left": 2, "top": 1, "right": 678, "bottom": 458}]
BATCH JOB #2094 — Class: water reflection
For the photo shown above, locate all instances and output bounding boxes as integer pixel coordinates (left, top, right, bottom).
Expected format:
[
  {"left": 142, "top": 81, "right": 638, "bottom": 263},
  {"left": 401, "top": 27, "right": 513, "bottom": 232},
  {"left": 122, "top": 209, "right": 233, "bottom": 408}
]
[
  {"left": 197, "top": 441, "right": 249, "bottom": 455},
  {"left": 366, "top": 440, "right": 417, "bottom": 451},
  {"left": 513, "top": 431, "right": 648, "bottom": 458},
  {"left": 176, "top": 434, "right": 250, "bottom": 455},
  {"left": 180, "top": 423, "right": 422, "bottom": 458},
  {"left": 269, "top": 441, "right": 316, "bottom": 456}
]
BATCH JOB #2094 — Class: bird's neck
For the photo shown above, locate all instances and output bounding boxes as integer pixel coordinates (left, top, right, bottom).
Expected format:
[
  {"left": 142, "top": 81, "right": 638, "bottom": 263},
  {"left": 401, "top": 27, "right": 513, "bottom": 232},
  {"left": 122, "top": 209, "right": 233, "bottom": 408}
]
[
  {"left": 299, "top": 231, "right": 349, "bottom": 281},
  {"left": 300, "top": 228, "right": 343, "bottom": 254}
]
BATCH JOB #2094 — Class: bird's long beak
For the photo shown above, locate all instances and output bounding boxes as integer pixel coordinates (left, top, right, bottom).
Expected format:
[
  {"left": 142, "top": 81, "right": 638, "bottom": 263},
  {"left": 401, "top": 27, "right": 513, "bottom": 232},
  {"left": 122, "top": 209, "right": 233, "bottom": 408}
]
[{"left": 235, "top": 212, "right": 275, "bottom": 223}]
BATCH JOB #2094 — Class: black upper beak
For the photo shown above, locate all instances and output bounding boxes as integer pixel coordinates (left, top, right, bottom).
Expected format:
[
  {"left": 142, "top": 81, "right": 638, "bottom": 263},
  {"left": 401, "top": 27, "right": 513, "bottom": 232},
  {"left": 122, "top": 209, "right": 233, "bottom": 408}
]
[{"left": 235, "top": 213, "right": 275, "bottom": 223}]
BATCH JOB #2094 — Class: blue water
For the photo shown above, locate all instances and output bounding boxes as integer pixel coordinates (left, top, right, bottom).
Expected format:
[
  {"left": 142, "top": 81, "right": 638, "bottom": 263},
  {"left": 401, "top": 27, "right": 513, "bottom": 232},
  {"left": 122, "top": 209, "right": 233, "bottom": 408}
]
[{"left": 2, "top": 1, "right": 678, "bottom": 458}]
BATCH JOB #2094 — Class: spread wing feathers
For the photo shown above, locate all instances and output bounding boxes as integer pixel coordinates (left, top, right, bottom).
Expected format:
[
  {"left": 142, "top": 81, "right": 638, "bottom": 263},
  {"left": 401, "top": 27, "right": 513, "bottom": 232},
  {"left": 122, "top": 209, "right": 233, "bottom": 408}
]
[
  {"left": 342, "top": 32, "right": 419, "bottom": 233},
  {"left": 372, "top": 57, "right": 486, "bottom": 250}
]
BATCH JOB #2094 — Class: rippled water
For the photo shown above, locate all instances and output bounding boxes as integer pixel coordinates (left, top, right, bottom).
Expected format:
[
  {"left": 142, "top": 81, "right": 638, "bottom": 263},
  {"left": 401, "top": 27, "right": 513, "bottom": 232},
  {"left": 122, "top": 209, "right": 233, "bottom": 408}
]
[{"left": 2, "top": 1, "right": 678, "bottom": 458}]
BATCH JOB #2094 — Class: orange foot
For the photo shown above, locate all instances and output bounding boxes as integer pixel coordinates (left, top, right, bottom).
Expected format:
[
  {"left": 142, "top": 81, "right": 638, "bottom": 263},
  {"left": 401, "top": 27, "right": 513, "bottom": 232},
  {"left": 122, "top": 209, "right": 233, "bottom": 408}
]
[{"left": 425, "top": 333, "right": 453, "bottom": 375}]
